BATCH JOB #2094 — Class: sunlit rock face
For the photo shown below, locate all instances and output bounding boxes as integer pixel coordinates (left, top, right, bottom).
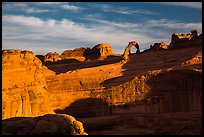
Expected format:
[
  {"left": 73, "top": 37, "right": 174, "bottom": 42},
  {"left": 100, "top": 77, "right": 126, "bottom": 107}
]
[
  {"left": 2, "top": 49, "right": 53, "bottom": 119},
  {"left": 143, "top": 42, "right": 168, "bottom": 53},
  {"left": 2, "top": 114, "right": 88, "bottom": 135},
  {"left": 60, "top": 44, "right": 114, "bottom": 61},
  {"left": 169, "top": 30, "right": 201, "bottom": 48},
  {"left": 60, "top": 47, "right": 89, "bottom": 61},
  {"left": 44, "top": 52, "right": 59, "bottom": 62},
  {"left": 84, "top": 43, "right": 114, "bottom": 60}
]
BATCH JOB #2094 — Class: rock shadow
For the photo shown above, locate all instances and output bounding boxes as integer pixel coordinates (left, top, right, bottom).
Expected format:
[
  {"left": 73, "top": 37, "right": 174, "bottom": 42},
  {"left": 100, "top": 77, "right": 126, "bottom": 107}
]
[
  {"left": 110, "top": 69, "right": 202, "bottom": 114},
  {"left": 145, "top": 69, "right": 202, "bottom": 113},
  {"left": 100, "top": 53, "right": 145, "bottom": 89},
  {"left": 43, "top": 55, "right": 122, "bottom": 74},
  {"left": 54, "top": 98, "right": 112, "bottom": 118}
]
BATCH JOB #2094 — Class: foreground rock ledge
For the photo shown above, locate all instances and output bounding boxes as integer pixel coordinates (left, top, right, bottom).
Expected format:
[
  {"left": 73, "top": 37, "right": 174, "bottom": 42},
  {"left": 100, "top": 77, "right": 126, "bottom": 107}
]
[{"left": 2, "top": 114, "right": 88, "bottom": 135}]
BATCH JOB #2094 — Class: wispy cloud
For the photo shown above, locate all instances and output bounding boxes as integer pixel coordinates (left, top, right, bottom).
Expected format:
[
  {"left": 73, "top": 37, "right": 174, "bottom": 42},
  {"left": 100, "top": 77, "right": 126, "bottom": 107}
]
[
  {"left": 90, "top": 3, "right": 158, "bottom": 15},
  {"left": 3, "top": 2, "right": 83, "bottom": 13},
  {"left": 3, "top": 3, "right": 52, "bottom": 13},
  {"left": 60, "top": 4, "right": 82, "bottom": 12},
  {"left": 2, "top": 15, "right": 157, "bottom": 54},
  {"left": 155, "top": 2, "right": 202, "bottom": 10},
  {"left": 2, "top": 15, "right": 202, "bottom": 55},
  {"left": 33, "top": 2, "right": 83, "bottom": 12},
  {"left": 146, "top": 19, "right": 202, "bottom": 32}
]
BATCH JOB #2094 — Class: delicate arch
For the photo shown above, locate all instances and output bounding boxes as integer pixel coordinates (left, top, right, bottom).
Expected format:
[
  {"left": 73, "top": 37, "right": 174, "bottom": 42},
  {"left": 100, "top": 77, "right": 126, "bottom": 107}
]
[{"left": 122, "top": 41, "right": 140, "bottom": 63}]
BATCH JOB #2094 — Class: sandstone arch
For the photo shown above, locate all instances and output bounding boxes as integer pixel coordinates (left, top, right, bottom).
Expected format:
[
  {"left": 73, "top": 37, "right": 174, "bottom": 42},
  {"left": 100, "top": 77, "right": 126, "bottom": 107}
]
[{"left": 122, "top": 41, "right": 140, "bottom": 63}]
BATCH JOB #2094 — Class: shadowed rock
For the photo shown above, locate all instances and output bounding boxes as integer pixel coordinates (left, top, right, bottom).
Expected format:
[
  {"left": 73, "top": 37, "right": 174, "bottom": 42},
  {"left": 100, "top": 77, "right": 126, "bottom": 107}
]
[
  {"left": 169, "top": 30, "right": 200, "bottom": 48},
  {"left": 144, "top": 42, "right": 168, "bottom": 52},
  {"left": 2, "top": 114, "right": 88, "bottom": 135}
]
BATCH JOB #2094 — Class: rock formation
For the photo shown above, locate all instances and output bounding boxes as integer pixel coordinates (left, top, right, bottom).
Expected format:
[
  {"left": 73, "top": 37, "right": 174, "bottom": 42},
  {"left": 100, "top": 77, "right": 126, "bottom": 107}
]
[
  {"left": 2, "top": 114, "right": 88, "bottom": 135},
  {"left": 144, "top": 42, "right": 168, "bottom": 52},
  {"left": 121, "top": 41, "right": 140, "bottom": 63},
  {"left": 2, "top": 49, "right": 53, "bottom": 119},
  {"left": 44, "top": 52, "right": 59, "bottom": 62},
  {"left": 36, "top": 54, "right": 45, "bottom": 63},
  {"left": 60, "top": 47, "right": 89, "bottom": 61},
  {"left": 84, "top": 43, "right": 114, "bottom": 60},
  {"left": 2, "top": 30, "right": 202, "bottom": 135},
  {"left": 169, "top": 30, "right": 200, "bottom": 48}
]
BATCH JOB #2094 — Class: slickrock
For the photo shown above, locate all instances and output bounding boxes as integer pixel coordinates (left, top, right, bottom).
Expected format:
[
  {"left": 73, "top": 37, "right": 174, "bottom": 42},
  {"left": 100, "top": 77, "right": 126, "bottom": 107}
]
[{"left": 2, "top": 114, "right": 88, "bottom": 135}]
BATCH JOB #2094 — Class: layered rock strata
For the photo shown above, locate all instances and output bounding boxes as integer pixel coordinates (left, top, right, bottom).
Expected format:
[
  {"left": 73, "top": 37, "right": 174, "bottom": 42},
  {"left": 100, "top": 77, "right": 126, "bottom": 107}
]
[{"left": 2, "top": 49, "right": 53, "bottom": 119}]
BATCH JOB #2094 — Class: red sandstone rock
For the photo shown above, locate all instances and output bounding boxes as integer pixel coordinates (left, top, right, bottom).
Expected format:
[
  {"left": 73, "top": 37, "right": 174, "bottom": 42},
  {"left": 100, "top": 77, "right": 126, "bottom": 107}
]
[
  {"left": 168, "top": 30, "right": 201, "bottom": 48},
  {"left": 60, "top": 47, "right": 89, "bottom": 60},
  {"left": 2, "top": 49, "right": 54, "bottom": 119},
  {"left": 84, "top": 43, "right": 114, "bottom": 60},
  {"left": 44, "top": 52, "right": 59, "bottom": 62}
]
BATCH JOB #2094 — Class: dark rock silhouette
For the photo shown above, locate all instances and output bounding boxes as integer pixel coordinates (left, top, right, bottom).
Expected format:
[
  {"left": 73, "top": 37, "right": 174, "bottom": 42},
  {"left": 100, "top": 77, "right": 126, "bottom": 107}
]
[
  {"left": 55, "top": 98, "right": 112, "bottom": 118},
  {"left": 2, "top": 114, "right": 88, "bottom": 135}
]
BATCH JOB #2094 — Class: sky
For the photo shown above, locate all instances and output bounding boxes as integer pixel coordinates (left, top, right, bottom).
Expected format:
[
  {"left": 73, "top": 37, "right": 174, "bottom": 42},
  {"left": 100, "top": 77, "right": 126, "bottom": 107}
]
[{"left": 2, "top": 2, "right": 202, "bottom": 55}]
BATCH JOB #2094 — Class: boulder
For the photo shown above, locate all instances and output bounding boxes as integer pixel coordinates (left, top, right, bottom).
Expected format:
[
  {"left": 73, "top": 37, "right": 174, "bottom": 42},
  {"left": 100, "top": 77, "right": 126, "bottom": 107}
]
[
  {"left": 2, "top": 114, "right": 88, "bottom": 135},
  {"left": 44, "top": 52, "right": 59, "bottom": 62}
]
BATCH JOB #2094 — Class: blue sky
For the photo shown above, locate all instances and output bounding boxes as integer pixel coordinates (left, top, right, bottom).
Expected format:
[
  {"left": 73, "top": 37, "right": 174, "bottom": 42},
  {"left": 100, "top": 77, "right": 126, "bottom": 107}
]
[{"left": 2, "top": 2, "right": 202, "bottom": 55}]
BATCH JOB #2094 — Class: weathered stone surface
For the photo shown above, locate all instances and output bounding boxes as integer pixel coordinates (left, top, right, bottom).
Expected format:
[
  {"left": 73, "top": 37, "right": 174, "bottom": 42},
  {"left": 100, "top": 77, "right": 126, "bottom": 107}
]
[
  {"left": 60, "top": 47, "right": 89, "bottom": 60},
  {"left": 121, "top": 41, "right": 140, "bottom": 63},
  {"left": 84, "top": 43, "right": 114, "bottom": 60},
  {"left": 2, "top": 114, "right": 88, "bottom": 135},
  {"left": 44, "top": 52, "right": 59, "bottom": 62},
  {"left": 144, "top": 42, "right": 168, "bottom": 52},
  {"left": 2, "top": 49, "right": 53, "bottom": 119},
  {"left": 169, "top": 30, "right": 201, "bottom": 48}
]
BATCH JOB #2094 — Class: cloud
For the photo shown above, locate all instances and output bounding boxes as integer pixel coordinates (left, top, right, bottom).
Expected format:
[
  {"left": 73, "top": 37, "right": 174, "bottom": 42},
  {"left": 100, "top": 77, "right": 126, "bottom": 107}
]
[
  {"left": 60, "top": 4, "right": 82, "bottom": 12},
  {"left": 2, "top": 15, "right": 157, "bottom": 54},
  {"left": 90, "top": 3, "right": 158, "bottom": 15},
  {"left": 2, "top": 2, "right": 83, "bottom": 13},
  {"left": 146, "top": 19, "right": 202, "bottom": 33},
  {"left": 2, "top": 15, "right": 202, "bottom": 55},
  {"left": 155, "top": 2, "right": 202, "bottom": 9},
  {"left": 3, "top": 3, "right": 52, "bottom": 13},
  {"left": 32, "top": 2, "right": 83, "bottom": 12}
]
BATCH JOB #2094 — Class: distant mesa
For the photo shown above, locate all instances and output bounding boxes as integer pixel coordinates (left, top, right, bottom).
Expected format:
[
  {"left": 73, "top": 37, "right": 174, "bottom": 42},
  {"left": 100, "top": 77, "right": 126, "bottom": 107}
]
[
  {"left": 59, "top": 43, "right": 114, "bottom": 61},
  {"left": 84, "top": 43, "right": 114, "bottom": 60},
  {"left": 44, "top": 52, "right": 59, "bottom": 62},
  {"left": 60, "top": 47, "right": 89, "bottom": 61}
]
